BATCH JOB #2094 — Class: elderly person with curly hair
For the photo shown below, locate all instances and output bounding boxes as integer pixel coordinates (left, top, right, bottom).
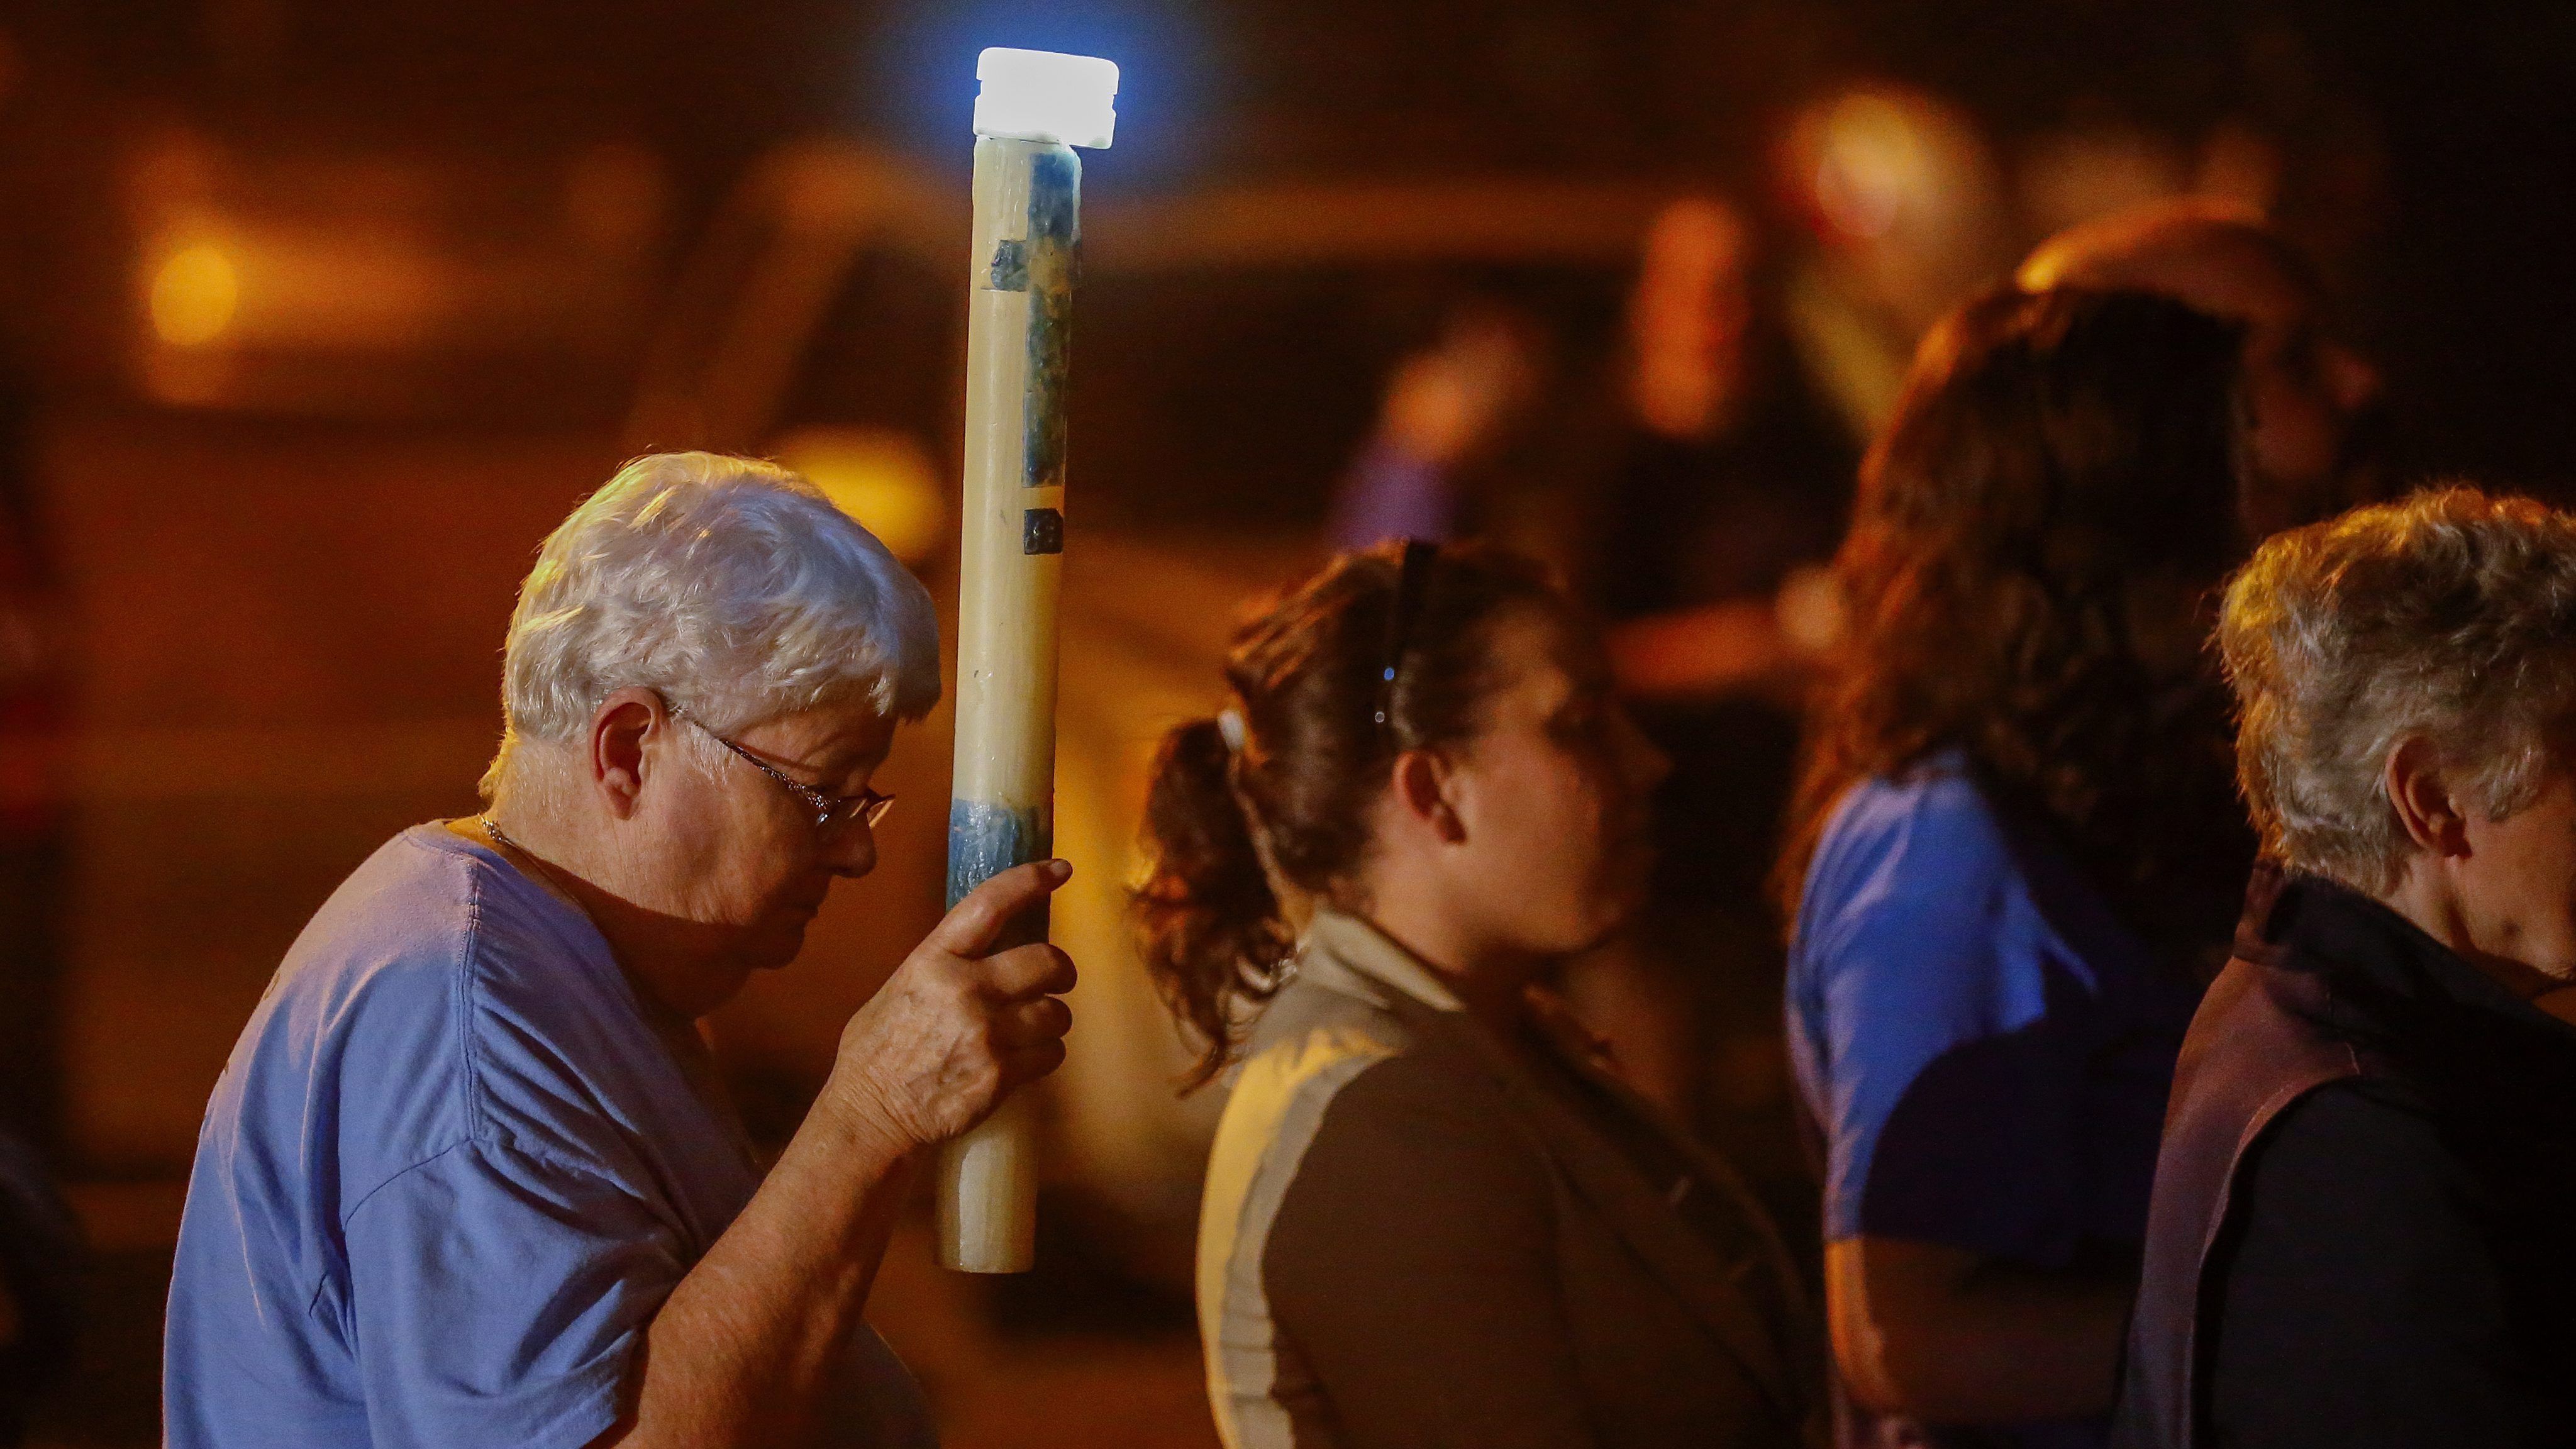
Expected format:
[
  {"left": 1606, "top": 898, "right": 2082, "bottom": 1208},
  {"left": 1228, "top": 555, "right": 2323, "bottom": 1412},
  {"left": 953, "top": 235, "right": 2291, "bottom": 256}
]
[
  {"left": 2117, "top": 486, "right": 2576, "bottom": 1449},
  {"left": 164, "top": 454, "right": 1079, "bottom": 1449}
]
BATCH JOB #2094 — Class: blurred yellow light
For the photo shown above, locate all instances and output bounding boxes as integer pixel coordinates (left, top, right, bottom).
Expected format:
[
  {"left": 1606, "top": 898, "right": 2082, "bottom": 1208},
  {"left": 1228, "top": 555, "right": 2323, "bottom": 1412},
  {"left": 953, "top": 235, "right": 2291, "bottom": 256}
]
[
  {"left": 149, "top": 245, "right": 240, "bottom": 347},
  {"left": 1813, "top": 92, "right": 1938, "bottom": 240},
  {"left": 771, "top": 425, "right": 947, "bottom": 565}
]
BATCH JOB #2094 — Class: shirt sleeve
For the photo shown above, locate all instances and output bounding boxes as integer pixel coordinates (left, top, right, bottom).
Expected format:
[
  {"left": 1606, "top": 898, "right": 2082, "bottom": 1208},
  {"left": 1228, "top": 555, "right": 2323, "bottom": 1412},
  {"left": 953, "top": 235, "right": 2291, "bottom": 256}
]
[
  {"left": 340, "top": 1137, "right": 689, "bottom": 1449},
  {"left": 2205, "top": 1082, "right": 2526, "bottom": 1449},
  {"left": 1326, "top": 440, "right": 1455, "bottom": 550},
  {"left": 1260, "top": 1056, "right": 1601, "bottom": 1449},
  {"left": 1801, "top": 783, "right": 2089, "bottom": 1260}
]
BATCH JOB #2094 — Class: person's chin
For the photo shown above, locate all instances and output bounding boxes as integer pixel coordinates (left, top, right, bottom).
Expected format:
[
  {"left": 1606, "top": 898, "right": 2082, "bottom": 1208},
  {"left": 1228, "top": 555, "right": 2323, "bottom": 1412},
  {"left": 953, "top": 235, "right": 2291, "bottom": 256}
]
[
  {"left": 1599, "top": 842, "right": 1657, "bottom": 919},
  {"left": 1550, "top": 887, "right": 1645, "bottom": 957},
  {"left": 751, "top": 918, "right": 814, "bottom": 971}
]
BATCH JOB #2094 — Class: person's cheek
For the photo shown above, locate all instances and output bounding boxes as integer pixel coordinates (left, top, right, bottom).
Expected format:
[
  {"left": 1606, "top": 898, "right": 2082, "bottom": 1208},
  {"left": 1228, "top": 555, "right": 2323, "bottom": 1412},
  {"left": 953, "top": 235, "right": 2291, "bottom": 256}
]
[
  {"left": 1572, "top": 786, "right": 1619, "bottom": 928},
  {"left": 2261, "top": 380, "right": 2341, "bottom": 482}
]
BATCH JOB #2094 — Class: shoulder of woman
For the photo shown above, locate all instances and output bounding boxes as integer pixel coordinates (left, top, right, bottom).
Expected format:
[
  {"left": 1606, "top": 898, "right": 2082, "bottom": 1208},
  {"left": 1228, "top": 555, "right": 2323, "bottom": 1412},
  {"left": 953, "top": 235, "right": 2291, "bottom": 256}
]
[
  {"left": 2226, "top": 1077, "right": 2486, "bottom": 1297},
  {"left": 2250, "top": 1077, "right": 2448, "bottom": 1184},
  {"left": 1210, "top": 1023, "right": 1542, "bottom": 1305},
  {"left": 1275, "top": 1048, "right": 1540, "bottom": 1207},
  {"left": 1829, "top": 752, "right": 2008, "bottom": 848},
  {"left": 1806, "top": 759, "right": 2021, "bottom": 922}
]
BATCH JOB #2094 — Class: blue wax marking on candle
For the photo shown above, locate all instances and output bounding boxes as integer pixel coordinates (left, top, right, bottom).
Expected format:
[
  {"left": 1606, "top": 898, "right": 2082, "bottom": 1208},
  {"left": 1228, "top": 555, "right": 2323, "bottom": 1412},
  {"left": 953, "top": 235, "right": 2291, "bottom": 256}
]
[
  {"left": 1022, "top": 146, "right": 1080, "bottom": 489},
  {"left": 987, "top": 238, "right": 1030, "bottom": 291},
  {"left": 948, "top": 800, "right": 1055, "bottom": 945}
]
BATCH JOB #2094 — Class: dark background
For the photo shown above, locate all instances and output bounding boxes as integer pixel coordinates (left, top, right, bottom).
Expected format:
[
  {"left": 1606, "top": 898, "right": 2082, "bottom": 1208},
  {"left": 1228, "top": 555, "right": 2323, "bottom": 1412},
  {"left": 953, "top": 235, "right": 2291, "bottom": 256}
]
[
  {"left": 3, "top": 0, "right": 2574, "bottom": 491},
  {"left": 1, "top": 3, "right": 2573, "bottom": 1445}
]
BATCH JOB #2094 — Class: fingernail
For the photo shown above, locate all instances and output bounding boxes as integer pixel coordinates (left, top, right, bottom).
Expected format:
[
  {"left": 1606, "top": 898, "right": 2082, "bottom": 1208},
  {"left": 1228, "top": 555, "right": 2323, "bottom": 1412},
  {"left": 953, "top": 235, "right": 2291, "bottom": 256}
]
[{"left": 1047, "top": 858, "right": 1072, "bottom": 881}]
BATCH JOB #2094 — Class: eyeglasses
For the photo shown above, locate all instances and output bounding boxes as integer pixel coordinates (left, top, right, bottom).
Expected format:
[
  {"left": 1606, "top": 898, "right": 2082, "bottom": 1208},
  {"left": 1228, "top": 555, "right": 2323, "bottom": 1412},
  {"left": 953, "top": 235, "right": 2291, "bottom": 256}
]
[
  {"left": 1374, "top": 538, "right": 1437, "bottom": 741},
  {"left": 667, "top": 704, "right": 894, "bottom": 833}
]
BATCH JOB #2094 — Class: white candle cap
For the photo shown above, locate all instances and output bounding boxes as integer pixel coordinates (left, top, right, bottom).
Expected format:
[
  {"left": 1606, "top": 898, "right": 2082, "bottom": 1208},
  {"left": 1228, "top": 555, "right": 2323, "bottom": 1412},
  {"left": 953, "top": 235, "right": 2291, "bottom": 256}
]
[{"left": 974, "top": 47, "right": 1119, "bottom": 149}]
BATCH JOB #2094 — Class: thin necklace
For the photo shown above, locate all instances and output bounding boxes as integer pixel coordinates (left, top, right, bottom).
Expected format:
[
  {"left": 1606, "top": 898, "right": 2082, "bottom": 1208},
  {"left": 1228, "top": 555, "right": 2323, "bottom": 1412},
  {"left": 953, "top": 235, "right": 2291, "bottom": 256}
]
[
  {"left": 479, "top": 813, "right": 529, "bottom": 857},
  {"left": 478, "top": 814, "right": 581, "bottom": 910}
]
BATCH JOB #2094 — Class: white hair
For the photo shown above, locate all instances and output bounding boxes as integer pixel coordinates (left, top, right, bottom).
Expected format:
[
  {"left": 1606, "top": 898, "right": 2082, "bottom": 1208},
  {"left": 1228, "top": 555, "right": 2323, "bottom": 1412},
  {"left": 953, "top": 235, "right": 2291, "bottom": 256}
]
[
  {"left": 483, "top": 452, "right": 939, "bottom": 797},
  {"left": 2221, "top": 484, "right": 2576, "bottom": 893}
]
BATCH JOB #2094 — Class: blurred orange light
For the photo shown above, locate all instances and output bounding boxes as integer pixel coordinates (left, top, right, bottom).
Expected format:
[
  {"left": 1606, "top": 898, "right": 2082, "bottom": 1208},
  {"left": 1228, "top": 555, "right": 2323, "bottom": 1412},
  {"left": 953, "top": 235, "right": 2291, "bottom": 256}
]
[
  {"left": 1813, "top": 94, "right": 1933, "bottom": 240},
  {"left": 149, "top": 245, "right": 240, "bottom": 347},
  {"left": 771, "top": 425, "right": 947, "bottom": 565}
]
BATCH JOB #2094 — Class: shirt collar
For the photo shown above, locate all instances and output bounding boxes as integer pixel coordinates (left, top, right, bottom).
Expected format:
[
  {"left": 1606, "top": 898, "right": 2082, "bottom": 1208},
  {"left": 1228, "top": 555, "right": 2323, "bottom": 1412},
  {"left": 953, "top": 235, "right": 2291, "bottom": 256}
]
[
  {"left": 1297, "top": 908, "right": 1467, "bottom": 1014},
  {"left": 2245, "top": 863, "right": 2576, "bottom": 1043}
]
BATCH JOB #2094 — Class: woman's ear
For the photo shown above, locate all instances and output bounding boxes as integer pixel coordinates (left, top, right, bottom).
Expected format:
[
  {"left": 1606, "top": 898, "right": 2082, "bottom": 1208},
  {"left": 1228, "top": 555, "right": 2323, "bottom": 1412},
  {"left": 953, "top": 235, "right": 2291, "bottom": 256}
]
[
  {"left": 1390, "top": 749, "right": 1467, "bottom": 844},
  {"left": 589, "top": 687, "right": 669, "bottom": 820},
  {"left": 2384, "top": 735, "right": 2470, "bottom": 859}
]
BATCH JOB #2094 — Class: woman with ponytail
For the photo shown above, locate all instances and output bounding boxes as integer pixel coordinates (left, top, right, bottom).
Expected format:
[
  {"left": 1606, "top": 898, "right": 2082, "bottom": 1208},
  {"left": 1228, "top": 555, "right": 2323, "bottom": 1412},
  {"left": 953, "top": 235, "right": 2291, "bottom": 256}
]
[{"left": 1139, "top": 539, "right": 1820, "bottom": 1449}]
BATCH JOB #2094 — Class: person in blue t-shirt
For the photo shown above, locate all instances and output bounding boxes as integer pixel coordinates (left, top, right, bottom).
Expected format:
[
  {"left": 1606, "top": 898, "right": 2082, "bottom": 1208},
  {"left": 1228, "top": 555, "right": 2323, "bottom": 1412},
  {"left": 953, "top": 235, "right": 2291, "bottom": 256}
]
[
  {"left": 1778, "top": 286, "right": 2263, "bottom": 1448},
  {"left": 165, "top": 454, "right": 1080, "bottom": 1449}
]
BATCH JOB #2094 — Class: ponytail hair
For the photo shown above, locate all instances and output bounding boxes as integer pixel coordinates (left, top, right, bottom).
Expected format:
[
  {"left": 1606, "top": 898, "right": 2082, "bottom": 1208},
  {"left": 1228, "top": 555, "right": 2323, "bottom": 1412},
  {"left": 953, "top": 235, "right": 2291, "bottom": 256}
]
[
  {"left": 1135, "top": 717, "right": 1292, "bottom": 1085},
  {"left": 1136, "top": 539, "right": 1565, "bottom": 1085}
]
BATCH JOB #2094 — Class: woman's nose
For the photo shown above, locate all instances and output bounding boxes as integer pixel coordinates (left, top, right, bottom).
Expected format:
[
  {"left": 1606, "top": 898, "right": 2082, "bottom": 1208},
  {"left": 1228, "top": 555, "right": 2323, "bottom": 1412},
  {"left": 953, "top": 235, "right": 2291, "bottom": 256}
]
[
  {"left": 823, "top": 819, "right": 879, "bottom": 879},
  {"left": 1617, "top": 709, "right": 1672, "bottom": 793},
  {"left": 2324, "top": 343, "right": 2381, "bottom": 414}
]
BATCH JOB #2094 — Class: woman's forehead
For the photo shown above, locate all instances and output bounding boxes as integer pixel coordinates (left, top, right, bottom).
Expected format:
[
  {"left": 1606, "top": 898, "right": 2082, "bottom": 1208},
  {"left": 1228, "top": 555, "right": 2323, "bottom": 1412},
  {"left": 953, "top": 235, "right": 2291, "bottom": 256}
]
[
  {"left": 749, "top": 702, "right": 897, "bottom": 767},
  {"left": 1479, "top": 608, "right": 1599, "bottom": 708}
]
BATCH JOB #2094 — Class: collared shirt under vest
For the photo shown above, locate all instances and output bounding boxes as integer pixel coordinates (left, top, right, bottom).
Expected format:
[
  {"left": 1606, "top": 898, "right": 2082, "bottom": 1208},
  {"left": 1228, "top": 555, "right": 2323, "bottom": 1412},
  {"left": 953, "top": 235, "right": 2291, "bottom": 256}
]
[
  {"left": 2115, "top": 865, "right": 2576, "bottom": 1449},
  {"left": 1196, "top": 908, "right": 1825, "bottom": 1449}
]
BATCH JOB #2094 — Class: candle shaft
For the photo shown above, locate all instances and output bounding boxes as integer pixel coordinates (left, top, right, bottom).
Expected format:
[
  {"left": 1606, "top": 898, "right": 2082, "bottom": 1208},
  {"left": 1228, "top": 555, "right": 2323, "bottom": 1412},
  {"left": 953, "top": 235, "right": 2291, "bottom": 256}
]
[{"left": 939, "top": 134, "right": 1080, "bottom": 1274}]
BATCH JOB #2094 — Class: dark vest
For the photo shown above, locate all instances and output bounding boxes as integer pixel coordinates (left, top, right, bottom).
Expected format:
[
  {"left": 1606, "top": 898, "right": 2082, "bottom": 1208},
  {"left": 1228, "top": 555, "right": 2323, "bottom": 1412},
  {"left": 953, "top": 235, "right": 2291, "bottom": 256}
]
[
  {"left": 2114, "top": 865, "right": 2379, "bottom": 1449},
  {"left": 2116, "top": 863, "right": 2576, "bottom": 1447}
]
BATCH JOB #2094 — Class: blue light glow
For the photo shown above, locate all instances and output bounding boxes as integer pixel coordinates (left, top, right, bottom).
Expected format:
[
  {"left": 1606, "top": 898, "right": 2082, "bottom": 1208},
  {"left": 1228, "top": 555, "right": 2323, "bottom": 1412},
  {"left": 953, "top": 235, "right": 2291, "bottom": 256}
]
[{"left": 858, "top": 1, "right": 1208, "bottom": 179}]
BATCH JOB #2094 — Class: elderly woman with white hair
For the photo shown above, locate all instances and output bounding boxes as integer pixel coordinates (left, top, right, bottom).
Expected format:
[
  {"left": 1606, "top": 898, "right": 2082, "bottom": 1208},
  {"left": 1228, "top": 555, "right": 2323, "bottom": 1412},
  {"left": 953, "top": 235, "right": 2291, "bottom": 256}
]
[
  {"left": 2117, "top": 485, "right": 2576, "bottom": 1449},
  {"left": 163, "top": 453, "right": 1078, "bottom": 1449}
]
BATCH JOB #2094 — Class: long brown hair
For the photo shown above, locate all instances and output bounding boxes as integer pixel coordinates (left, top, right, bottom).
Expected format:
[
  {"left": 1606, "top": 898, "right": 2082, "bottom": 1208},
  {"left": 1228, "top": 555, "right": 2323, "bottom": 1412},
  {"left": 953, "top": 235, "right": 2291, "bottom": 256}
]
[
  {"left": 1136, "top": 540, "right": 1566, "bottom": 1085},
  {"left": 1779, "top": 287, "right": 2255, "bottom": 958}
]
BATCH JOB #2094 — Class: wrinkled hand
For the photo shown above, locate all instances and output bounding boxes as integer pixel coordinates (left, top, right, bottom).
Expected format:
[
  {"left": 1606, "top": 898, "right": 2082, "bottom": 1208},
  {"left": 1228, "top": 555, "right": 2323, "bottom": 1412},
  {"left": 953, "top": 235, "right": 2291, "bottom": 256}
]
[{"left": 826, "top": 859, "right": 1078, "bottom": 1154}]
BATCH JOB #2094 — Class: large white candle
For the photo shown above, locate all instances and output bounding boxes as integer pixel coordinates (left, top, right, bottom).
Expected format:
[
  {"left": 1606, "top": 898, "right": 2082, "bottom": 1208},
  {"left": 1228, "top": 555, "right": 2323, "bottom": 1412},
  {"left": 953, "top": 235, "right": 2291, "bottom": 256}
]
[{"left": 940, "top": 46, "right": 1118, "bottom": 1274}]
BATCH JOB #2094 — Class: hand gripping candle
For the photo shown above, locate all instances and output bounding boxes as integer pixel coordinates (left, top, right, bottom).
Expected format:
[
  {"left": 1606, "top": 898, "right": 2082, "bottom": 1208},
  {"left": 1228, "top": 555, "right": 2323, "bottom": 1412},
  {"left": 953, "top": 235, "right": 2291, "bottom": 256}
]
[{"left": 939, "top": 47, "right": 1118, "bottom": 1274}]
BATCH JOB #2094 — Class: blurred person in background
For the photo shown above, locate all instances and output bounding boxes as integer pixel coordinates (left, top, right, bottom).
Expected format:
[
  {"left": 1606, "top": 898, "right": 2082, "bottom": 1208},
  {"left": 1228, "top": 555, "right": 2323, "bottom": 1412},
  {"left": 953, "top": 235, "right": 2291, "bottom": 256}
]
[
  {"left": 2121, "top": 487, "right": 2576, "bottom": 1448},
  {"left": 1138, "top": 540, "right": 1821, "bottom": 1449},
  {"left": 1584, "top": 197, "right": 1855, "bottom": 1160},
  {"left": 2019, "top": 198, "right": 2390, "bottom": 536},
  {"left": 1779, "top": 290, "right": 2257, "bottom": 1448},
  {"left": 1594, "top": 196, "right": 1854, "bottom": 697},
  {"left": 1327, "top": 197, "right": 1856, "bottom": 1144},
  {"left": 0, "top": 353, "right": 79, "bottom": 1443},
  {"left": 165, "top": 454, "right": 1079, "bottom": 1449},
  {"left": 1323, "top": 300, "right": 1545, "bottom": 554},
  {"left": 1329, "top": 198, "right": 1854, "bottom": 693}
]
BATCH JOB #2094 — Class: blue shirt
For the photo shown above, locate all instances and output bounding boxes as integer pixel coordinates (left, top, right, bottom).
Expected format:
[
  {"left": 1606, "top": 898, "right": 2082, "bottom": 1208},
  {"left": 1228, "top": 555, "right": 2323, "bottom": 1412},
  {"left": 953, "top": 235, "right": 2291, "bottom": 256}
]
[
  {"left": 1326, "top": 440, "right": 1457, "bottom": 550},
  {"left": 165, "top": 824, "right": 930, "bottom": 1449},
  {"left": 1785, "top": 753, "right": 2202, "bottom": 1447}
]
